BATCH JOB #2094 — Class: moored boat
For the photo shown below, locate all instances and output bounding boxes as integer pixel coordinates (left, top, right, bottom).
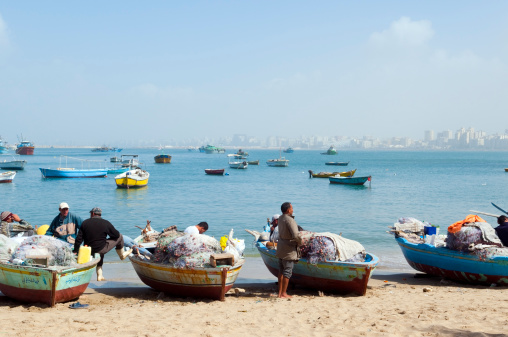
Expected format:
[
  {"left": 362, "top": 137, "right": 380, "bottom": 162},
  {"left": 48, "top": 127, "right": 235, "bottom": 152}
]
[
  {"left": 247, "top": 160, "right": 259, "bottom": 165},
  {"left": 115, "top": 168, "right": 149, "bottom": 188},
  {"left": 505, "top": 168, "right": 508, "bottom": 172},
  {"left": 106, "top": 166, "right": 129, "bottom": 175},
  {"left": 154, "top": 154, "right": 172, "bottom": 163},
  {"left": 121, "top": 154, "right": 140, "bottom": 167},
  {"left": 0, "top": 258, "right": 100, "bottom": 306},
  {"left": 204, "top": 145, "right": 226, "bottom": 154},
  {"left": 321, "top": 145, "right": 337, "bottom": 155},
  {"left": 40, "top": 168, "right": 108, "bottom": 178},
  {"left": 205, "top": 169, "right": 225, "bottom": 175},
  {"left": 110, "top": 156, "right": 121, "bottom": 162},
  {"left": 309, "top": 169, "right": 356, "bottom": 178},
  {"left": 283, "top": 147, "right": 294, "bottom": 153},
  {"left": 0, "top": 158, "right": 27, "bottom": 170},
  {"left": 91, "top": 145, "right": 109, "bottom": 152},
  {"left": 228, "top": 154, "right": 248, "bottom": 169},
  {"left": 325, "top": 161, "right": 349, "bottom": 166},
  {"left": 0, "top": 171, "right": 16, "bottom": 183},
  {"left": 0, "top": 137, "right": 8, "bottom": 154},
  {"left": 16, "top": 140, "right": 35, "bottom": 155},
  {"left": 329, "top": 175, "right": 371, "bottom": 185}
]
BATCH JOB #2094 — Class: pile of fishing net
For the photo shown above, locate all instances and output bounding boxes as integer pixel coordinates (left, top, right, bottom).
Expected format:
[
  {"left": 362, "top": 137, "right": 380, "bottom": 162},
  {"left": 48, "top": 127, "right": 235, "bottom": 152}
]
[
  {"left": 10, "top": 235, "right": 77, "bottom": 267},
  {"left": 0, "top": 234, "right": 19, "bottom": 262},
  {"left": 153, "top": 232, "right": 222, "bottom": 268},
  {"left": 446, "top": 219, "right": 502, "bottom": 252},
  {"left": 298, "top": 231, "right": 366, "bottom": 264}
]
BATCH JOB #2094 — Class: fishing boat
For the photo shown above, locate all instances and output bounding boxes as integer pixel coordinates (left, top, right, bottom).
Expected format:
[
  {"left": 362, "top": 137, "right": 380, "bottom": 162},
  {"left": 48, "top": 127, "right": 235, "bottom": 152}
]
[
  {"left": 236, "top": 149, "right": 248, "bottom": 157},
  {"left": 228, "top": 154, "right": 248, "bottom": 169},
  {"left": 0, "top": 158, "right": 27, "bottom": 170},
  {"left": 321, "top": 145, "right": 337, "bottom": 155},
  {"left": 329, "top": 175, "right": 371, "bottom": 185},
  {"left": 91, "top": 145, "right": 109, "bottom": 152},
  {"left": 393, "top": 236, "right": 508, "bottom": 285},
  {"left": 121, "top": 154, "right": 140, "bottom": 167},
  {"left": 309, "top": 169, "right": 356, "bottom": 178},
  {"left": 247, "top": 160, "right": 259, "bottom": 165},
  {"left": 325, "top": 161, "right": 349, "bottom": 166},
  {"left": 246, "top": 230, "right": 378, "bottom": 295},
  {"left": 115, "top": 168, "right": 149, "bottom": 188},
  {"left": 40, "top": 168, "right": 108, "bottom": 178},
  {"left": 0, "top": 171, "right": 16, "bottom": 183},
  {"left": 283, "top": 147, "right": 294, "bottom": 153},
  {"left": 128, "top": 255, "right": 244, "bottom": 300},
  {"left": 110, "top": 156, "right": 121, "bottom": 162},
  {"left": 0, "top": 258, "right": 100, "bottom": 306},
  {"left": 205, "top": 169, "right": 225, "bottom": 175},
  {"left": 154, "top": 154, "right": 172, "bottom": 163},
  {"left": 0, "top": 136, "right": 8, "bottom": 154},
  {"left": 106, "top": 166, "right": 129, "bottom": 175},
  {"left": 267, "top": 149, "right": 289, "bottom": 167},
  {"left": 204, "top": 145, "right": 226, "bottom": 154},
  {"left": 16, "top": 139, "right": 35, "bottom": 155},
  {"left": 110, "top": 147, "right": 122, "bottom": 152}
]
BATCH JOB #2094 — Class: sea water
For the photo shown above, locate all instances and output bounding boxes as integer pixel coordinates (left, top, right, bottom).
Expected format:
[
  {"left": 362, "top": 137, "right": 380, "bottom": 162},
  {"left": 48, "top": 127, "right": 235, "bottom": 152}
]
[{"left": 1, "top": 148, "right": 507, "bottom": 272}]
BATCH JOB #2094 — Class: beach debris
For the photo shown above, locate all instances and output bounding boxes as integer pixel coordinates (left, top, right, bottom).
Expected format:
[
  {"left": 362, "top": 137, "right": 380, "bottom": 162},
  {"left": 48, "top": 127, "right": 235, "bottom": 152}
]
[
  {"left": 318, "top": 291, "right": 324, "bottom": 297},
  {"left": 423, "top": 287, "right": 432, "bottom": 292}
]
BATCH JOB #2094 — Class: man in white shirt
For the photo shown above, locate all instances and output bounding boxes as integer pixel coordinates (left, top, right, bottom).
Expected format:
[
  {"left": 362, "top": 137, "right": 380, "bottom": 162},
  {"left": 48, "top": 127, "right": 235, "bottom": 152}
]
[{"left": 184, "top": 222, "right": 208, "bottom": 235}]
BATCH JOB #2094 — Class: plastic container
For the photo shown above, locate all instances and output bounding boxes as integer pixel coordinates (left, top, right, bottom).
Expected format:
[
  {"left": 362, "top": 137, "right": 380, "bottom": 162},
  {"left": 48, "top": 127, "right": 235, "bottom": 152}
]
[
  {"left": 77, "top": 245, "right": 91, "bottom": 264},
  {"left": 424, "top": 226, "right": 438, "bottom": 235}
]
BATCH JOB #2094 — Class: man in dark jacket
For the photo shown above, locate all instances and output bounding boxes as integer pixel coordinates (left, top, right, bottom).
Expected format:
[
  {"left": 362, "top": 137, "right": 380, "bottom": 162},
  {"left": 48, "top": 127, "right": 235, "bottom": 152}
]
[
  {"left": 73, "top": 207, "right": 132, "bottom": 281},
  {"left": 495, "top": 215, "right": 508, "bottom": 246}
]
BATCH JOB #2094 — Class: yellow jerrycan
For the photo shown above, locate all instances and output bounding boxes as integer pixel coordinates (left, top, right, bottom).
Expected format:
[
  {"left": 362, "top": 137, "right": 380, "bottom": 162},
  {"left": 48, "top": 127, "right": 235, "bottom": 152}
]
[{"left": 77, "top": 245, "right": 91, "bottom": 264}]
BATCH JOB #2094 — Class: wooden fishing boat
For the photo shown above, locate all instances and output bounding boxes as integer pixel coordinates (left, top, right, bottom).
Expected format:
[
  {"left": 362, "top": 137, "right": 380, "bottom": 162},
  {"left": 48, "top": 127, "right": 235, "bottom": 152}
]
[
  {"left": 247, "top": 160, "right": 259, "bottom": 165},
  {"left": 252, "top": 240, "right": 378, "bottom": 295},
  {"left": 205, "top": 168, "right": 225, "bottom": 175},
  {"left": 325, "top": 161, "right": 349, "bottom": 166},
  {"left": 0, "top": 171, "right": 16, "bottom": 183},
  {"left": 309, "top": 169, "right": 356, "bottom": 178},
  {"left": 129, "top": 256, "right": 244, "bottom": 300},
  {"left": 154, "top": 154, "right": 172, "bottom": 163},
  {"left": 115, "top": 169, "right": 149, "bottom": 188},
  {"left": 16, "top": 140, "right": 34, "bottom": 155},
  {"left": 0, "top": 258, "right": 100, "bottom": 306},
  {"left": 228, "top": 154, "right": 248, "bottom": 169},
  {"left": 0, "top": 159, "right": 26, "bottom": 170},
  {"left": 329, "top": 175, "right": 371, "bottom": 185},
  {"left": 40, "top": 168, "right": 108, "bottom": 178},
  {"left": 394, "top": 237, "right": 508, "bottom": 285}
]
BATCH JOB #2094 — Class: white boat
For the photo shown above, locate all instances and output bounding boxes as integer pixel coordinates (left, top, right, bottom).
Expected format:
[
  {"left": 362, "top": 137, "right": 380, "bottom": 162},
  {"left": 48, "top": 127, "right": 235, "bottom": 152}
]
[
  {"left": 121, "top": 154, "right": 140, "bottom": 167},
  {"left": 227, "top": 154, "right": 248, "bottom": 169},
  {"left": 266, "top": 149, "right": 289, "bottom": 167},
  {"left": 0, "top": 158, "right": 26, "bottom": 170},
  {"left": 0, "top": 171, "right": 16, "bottom": 183},
  {"left": 115, "top": 168, "right": 149, "bottom": 188}
]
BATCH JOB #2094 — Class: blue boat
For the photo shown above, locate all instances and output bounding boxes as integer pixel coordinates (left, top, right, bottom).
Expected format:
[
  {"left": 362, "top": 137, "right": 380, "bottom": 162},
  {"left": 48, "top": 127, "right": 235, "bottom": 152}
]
[
  {"left": 251, "top": 238, "right": 378, "bottom": 295},
  {"left": 395, "top": 237, "right": 508, "bottom": 285},
  {"left": 107, "top": 167, "right": 129, "bottom": 175},
  {"left": 329, "top": 175, "right": 371, "bottom": 185},
  {"left": 283, "top": 147, "right": 294, "bottom": 153},
  {"left": 40, "top": 168, "right": 108, "bottom": 178}
]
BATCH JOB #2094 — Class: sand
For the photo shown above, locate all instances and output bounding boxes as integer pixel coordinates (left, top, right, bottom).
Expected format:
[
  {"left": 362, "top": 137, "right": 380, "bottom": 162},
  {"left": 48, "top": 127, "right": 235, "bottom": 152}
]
[{"left": 1, "top": 261, "right": 508, "bottom": 337}]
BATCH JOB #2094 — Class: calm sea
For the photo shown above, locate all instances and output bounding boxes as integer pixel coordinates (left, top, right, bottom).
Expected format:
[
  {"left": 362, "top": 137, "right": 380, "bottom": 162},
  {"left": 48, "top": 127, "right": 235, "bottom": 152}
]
[{"left": 2, "top": 148, "right": 507, "bottom": 271}]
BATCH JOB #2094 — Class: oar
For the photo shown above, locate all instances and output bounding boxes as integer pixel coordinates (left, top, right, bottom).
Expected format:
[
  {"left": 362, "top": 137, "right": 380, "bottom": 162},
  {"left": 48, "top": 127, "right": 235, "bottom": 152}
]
[
  {"left": 469, "top": 210, "right": 501, "bottom": 218},
  {"left": 491, "top": 202, "right": 508, "bottom": 215}
]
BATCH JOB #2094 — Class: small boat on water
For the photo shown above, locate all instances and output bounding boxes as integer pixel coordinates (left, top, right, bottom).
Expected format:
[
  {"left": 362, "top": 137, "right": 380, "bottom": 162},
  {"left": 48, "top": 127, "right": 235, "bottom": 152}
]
[
  {"left": 121, "top": 154, "right": 140, "bottom": 167},
  {"left": 110, "top": 156, "right": 121, "bottom": 162},
  {"left": 0, "top": 158, "right": 27, "bottom": 170},
  {"left": 16, "top": 139, "right": 35, "bottom": 155},
  {"left": 40, "top": 168, "right": 108, "bottom": 178},
  {"left": 329, "top": 175, "right": 371, "bottom": 185},
  {"left": 0, "top": 171, "right": 16, "bottom": 183},
  {"left": 283, "top": 147, "right": 294, "bottom": 153},
  {"left": 154, "top": 154, "right": 172, "bottom": 164},
  {"left": 228, "top": 154, "right": 248, "bottom": 169},
  {"left": 115, "top": 168, "right": 149, "bottom": 188},
  {"left": 246, "top": 230, "right": 378, "bottom": 295},
  {"left": 0, "top": 137, "right": 8, "bottom": 154},
  {"left": 205, "top": 169, "right": 225, "bottom": 175},
  {"left": 91, "top": 145, "right": 109, "bottom": 152},
  {"left": 106, "top": 166, "right": 129, "bottom": 175},
  {"left": 309, "top": 169, "right": 356, "bottom": 178},
  {"left": 321, "top": 145, "right": 337, "bottom": 155},
  {"left": 266, "top": 158, "right": 289, "bottom": 167},
  {"left": 325, "top": 161, "right": 349, "bottom": 166},
  {"left": 204, "top": 145, "right": 226, "bottom": 154},
  {"left": 505, "top": 168, "right": 508, "bottom": 172},
  {"left": 0, "top": 258, "right": 100, "bottom": 306},
  {"left": 247, "top": 160, "right": 259, "bottom": 165},
  {"left": 236, "top": 149, "right": 248, "bottom": 157}
]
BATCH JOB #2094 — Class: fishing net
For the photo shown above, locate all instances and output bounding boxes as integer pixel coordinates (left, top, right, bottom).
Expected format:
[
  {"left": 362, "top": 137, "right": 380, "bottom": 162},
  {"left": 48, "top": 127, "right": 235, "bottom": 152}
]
[
  {"left": 299, "top": 231, "right": 366, "bottom": 263},
  {"left": 0, "top": 221, "right": 34, "bottom": 238},
  {"left": 10, "top": 235, "right": 77, "bottom": 267},
  {"left": 0, "top": 234, "right": 20, "bottom": 262}
]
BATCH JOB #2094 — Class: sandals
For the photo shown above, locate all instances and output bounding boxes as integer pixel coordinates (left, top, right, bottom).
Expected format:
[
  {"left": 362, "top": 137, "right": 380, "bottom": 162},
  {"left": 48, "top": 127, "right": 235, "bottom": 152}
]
[{"left": 69, "top": 301, "right": 89, "bottom": 309}]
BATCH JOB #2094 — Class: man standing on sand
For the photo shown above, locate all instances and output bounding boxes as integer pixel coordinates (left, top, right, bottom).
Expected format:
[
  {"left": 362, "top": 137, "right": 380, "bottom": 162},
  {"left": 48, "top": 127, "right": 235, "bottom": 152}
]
[
  {"left": 46, "top": 202, "right": 83, "bottom": 244},
  {"left": 276, "top": 202, "right": 301, "bottom": 298},
  {"left": 73, "top": 207, "right": 132, "bottom": 281}
]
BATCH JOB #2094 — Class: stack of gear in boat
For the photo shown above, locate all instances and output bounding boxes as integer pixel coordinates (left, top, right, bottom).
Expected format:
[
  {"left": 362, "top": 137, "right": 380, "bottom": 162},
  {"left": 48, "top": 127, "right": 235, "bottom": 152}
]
[
  {"left": 0, "top": 235, "right": 77, "bottom": 267},
  {"left": 298, "top": 231, "right": 366, "bottom": 263}
]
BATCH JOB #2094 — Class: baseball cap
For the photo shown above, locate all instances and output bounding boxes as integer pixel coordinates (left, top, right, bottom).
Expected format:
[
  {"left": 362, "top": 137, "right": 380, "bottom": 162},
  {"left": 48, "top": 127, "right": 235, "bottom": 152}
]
[
  {"left": 59, "top": 202, "right": 69, "bottom": 209},
  {"left": 90, "top": 207, "right": 102, "bottom": 215},
  {"left": 271, "top": 214, "right": 280, "bottom": 222}
]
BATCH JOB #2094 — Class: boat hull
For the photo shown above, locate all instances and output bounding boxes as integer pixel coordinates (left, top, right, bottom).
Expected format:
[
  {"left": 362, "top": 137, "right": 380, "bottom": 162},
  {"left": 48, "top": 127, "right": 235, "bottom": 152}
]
[
  {"left": 115, "top": 169, "right": 149, "bottom": 188},
  {"left": 16, "top": 146, "right": 34, "bottom": 155},
  {"left": 129, "top": 257, "right": 244, "bottom": 300},
  {"left": 154, "top": 155, "right": 172, "bottom": 163},
  {"left": 0, "top": 160, "right": 26, "bottom": 170},
  {"left": 40, "top": 168, "right": 108, "bottom": 178},
  {"left": 329, "top": 176, "right": 370, "bottom": 185},
  {"left": 310, "top": 169, "right": 356, "bottom": 178},
  {"left": 0, "top": 171, "right": 16, "bottom": 183},
  {"left": 229, "top": 162, "right": 248, "bottom": 169},
  {"left": 325, "top": 162, "right": 349, "bottom": 166},
  {"left": 257, "top": 243, "right": 378, "bottom": 295},
  {"left": 205, "top": 169, "right": 225, "bottom": 175},
  {"left": 396, "top": 237, "right": 508, "bottom": 285},
  {"left": 0, "top": 259, "right": 99, "bottom": 306},
  {"left": 266, "top": 159, "right": 289, "bottom": 167}
]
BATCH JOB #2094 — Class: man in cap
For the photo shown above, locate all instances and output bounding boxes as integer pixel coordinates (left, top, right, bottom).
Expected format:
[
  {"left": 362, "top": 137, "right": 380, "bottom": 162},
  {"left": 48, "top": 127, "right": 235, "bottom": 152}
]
[
  {"left": 46, "top": 202, "right": 83, "bottom": 244},
  {"left": 184, "top": 222, "right": 209, "bottom": 235},
  {"left": 73, "top": 207, "right": 132, "bottom": 281},
  {"left": 0, "top": 211, "right": 34, "bottom": 237},
  {"left": 269, "top": 214, "right": 280, "bottom": 242}
]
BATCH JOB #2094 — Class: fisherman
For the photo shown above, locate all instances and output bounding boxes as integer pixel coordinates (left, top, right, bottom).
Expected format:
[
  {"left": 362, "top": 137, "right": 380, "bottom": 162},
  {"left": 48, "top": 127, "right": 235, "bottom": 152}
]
[
  {"left": 184, "top": 222, "right": 208, "bottom": 235},
  {"left": 276, "top": 202, "right": 302, "bottom": 298},
  {"left": 73, "top": 207, "right": 132, "bottom": 281},
  {"left": 269, "top": 214, "right": 280, "bottom": 242},
  {"left": 495, "top": 215, "right": 508, "bottom": 246},
  {"left": 46, "top": 202, "right": 83, "bottom": 244},
  {"left": 0, "top": 211, "right": 34, "bottom": 237}
]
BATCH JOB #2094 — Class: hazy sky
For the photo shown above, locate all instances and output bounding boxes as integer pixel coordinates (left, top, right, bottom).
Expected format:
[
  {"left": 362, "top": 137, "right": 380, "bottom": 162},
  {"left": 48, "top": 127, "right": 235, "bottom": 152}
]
[{"left": 1, "top": 1, "right": 508, "bottom": 146}]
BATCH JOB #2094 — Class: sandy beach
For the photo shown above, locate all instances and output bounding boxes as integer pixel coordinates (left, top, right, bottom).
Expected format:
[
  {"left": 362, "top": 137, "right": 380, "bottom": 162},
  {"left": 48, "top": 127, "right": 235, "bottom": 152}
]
[{"left": 1, "top": 259, "right": 508, "bottom": 337}]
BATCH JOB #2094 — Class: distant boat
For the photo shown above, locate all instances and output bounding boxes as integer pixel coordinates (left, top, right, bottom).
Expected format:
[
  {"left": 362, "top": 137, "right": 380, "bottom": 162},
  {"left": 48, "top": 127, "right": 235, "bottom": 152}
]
[
  {"left": 110, "top": 147, "right": 122, "bottom": 152},
  {"left": 505, "top": 168, "right": 508, "bottom": 172},
  {"left": 154, "top": 154, "right": 172, "bottom": 164},
  {"left": 309, "top": 169, "right": 356, "bottom": 178},
  {"left": 203, "top": 145, "right": 226, "bottom": 154},
  {"left": 325, "top": 161, "right": 349, "bottom": 166},
  {"left": 115, "top": 168, "right": 149, "bottom": 188},
  {"left": 329, "top": 175, "right": 371, "bottom": 185},
  {"left": 236, "top": 149, "right": 248, "bottom": 157},
  {"left": 247, "top": 160, "right": 259, "bottom": 165},
  {"left": 39, "top": 156, "right": 107, "bottom": 178},
  {"left": 110, "top": 156, "right": 121, "bottom": 163},
  {"left": 106, "top": 166, "right": 129, "bottom": 175},
  {"left": 228, "top": 154, "right": 248, "bottom": 169},
  {"left": 121, "top": 154, "right": 140, "bottom": 167},
  {"left": 0, "top": 158, "right": 27, "bottom": 170},
  {"left": 267, "top": 149, "right": 289, "bottom": 167},
  {"left": 205, "top": 169, "right": 225, "bottom": 175},
  {"left": 321, "top": 146, "right": 337, "bottom": 155},
  {"left": 283, "top": 147, "right": 294, "bottom": 153},
  {"left": 0, "top": 171, "right": 16, "bottom": 183},
  {"left": 16, "top": 138, "right": 35, "bottom": 155},
  {"left": 91, "top": 145, "right": 109, "bottom": 152},
  {"left": 0, "top": 137, "right": 8, "bottom": 154}
]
